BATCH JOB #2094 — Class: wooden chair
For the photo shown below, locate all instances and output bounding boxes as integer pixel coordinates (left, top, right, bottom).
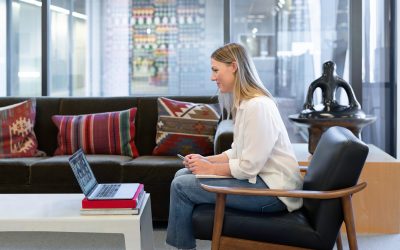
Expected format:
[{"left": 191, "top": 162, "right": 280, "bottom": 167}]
[{"left": 192, "top": 126, "right": 369, "bottom": 250}]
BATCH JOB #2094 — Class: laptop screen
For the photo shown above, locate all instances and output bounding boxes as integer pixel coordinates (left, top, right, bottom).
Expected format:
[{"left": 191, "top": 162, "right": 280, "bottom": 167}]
[{"left": 68, "top": 149, "right": 97, "bottom": 196}]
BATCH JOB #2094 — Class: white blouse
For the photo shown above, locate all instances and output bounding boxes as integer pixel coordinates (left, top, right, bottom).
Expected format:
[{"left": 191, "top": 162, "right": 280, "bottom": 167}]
[{"left": 224, "top": 96, "right": 303, "bottom": 212}]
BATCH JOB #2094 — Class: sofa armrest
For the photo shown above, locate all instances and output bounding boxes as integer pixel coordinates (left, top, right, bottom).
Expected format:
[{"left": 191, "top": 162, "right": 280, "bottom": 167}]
[{"left": 214, "top": 119, "right": 234, "bottom": 155}]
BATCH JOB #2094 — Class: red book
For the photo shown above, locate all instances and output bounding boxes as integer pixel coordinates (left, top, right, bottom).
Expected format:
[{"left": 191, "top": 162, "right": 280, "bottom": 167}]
[{"left": 82, "top": 183, "right": 144, "bottom": 209}]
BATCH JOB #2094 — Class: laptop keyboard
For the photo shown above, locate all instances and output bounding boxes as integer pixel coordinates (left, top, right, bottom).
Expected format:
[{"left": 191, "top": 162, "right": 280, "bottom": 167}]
[{"left": 95, "top": 184, "right": 121, "bottom": 198}]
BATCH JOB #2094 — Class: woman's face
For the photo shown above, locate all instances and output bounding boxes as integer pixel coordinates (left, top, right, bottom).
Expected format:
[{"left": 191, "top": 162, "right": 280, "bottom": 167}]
[{"left": 210, "top": 58, "right": 236, "bottom": 93}]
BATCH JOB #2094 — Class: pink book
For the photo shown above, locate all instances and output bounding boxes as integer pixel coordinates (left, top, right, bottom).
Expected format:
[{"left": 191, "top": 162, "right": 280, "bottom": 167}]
[{"left": 82, "top": 183, "right": 144, "bottom": 209}]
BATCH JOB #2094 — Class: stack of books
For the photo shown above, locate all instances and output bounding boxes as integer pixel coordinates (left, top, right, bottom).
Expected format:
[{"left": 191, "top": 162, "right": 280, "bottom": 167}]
[{"left": 80, "top": 183, "right": 145, "bottom": 215}]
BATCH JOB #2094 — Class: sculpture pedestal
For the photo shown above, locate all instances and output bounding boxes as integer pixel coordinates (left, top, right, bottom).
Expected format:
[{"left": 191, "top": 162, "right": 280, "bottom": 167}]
[{"left": 289, "top": 115, "right": 376, "bottom": 154}]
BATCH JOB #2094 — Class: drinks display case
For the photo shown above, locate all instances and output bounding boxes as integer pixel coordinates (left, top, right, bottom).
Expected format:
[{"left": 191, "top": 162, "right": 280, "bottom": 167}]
[{"left": 130, "top": 0, "right": 208, "bottom": 95}]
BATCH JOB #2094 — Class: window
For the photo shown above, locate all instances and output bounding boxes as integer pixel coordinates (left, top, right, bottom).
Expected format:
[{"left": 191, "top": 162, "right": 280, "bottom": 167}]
[
  {"left": 129, "top": 0, "right": 223, "bottom": 96},
  {"left": 87, "top": 0, "right": 224, "bottom": 97},
  {"left": 362, "top": 0, "right": 393, "bottom": 153},
  {"left": 230, "top": 0, "right": 350, "bottom": 142},
  {"left": 50, "top": 0, "right": 87, "bottom": 96},
  {"left": 2, "top": 0, "right": 397, "bottom": 155},
  {"left": 90, "top": 0, "right": 130, "bottom": 96},
  {"left": 0, "top": 0, "right": 5, "bottom": 96},
  {"left": 11, "top": 0, "right": 42, "bottom": 96}
]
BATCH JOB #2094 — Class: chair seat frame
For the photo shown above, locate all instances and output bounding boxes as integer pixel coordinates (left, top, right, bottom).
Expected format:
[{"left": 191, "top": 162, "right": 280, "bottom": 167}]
[{"left": 201, "top": 181, "right": 367, "bottom": 250}]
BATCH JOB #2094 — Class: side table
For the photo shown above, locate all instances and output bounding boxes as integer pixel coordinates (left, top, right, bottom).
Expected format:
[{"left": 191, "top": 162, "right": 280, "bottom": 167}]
[{"left": 293, "top": 143, "right": 400, "bottom": 233}]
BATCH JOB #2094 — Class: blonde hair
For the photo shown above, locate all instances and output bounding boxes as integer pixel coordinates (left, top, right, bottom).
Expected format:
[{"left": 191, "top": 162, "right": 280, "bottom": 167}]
[{"left": 212, "top": 43, "right": 273, "bottom": 118}]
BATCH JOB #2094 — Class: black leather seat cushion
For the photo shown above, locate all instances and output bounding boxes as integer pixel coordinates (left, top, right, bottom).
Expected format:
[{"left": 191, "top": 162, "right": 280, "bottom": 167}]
[
  {"left": 193, "top": 204, "right": 325, "bottom": 249},
  {"left": 122, "top": 155, "right": 183, "bottom": 221},
  {"left": 0, "top": 158, "right": 44, "bottom": 184},
  {"left": 31, "top": 155, "right": 131, "bottom": 185}
]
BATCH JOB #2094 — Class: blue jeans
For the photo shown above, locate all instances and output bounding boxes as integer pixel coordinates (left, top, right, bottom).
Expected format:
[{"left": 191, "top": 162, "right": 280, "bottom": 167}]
[{"left": 166, "top": 168, "right": 287, "bottom": 249}]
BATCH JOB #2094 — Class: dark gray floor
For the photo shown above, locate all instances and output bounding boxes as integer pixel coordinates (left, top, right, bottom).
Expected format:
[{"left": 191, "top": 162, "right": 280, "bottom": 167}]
[{"left": 0, "top": 229, "right": 399, "bottom": 250}]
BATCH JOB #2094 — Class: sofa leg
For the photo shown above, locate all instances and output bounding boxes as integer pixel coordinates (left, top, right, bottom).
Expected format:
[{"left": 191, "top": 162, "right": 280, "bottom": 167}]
[
  {"left": 211, "top": 193, "right": 226, "bottom": 250},
  {"left": 342, "top": 195, "right": 358, "bottom": 250}
]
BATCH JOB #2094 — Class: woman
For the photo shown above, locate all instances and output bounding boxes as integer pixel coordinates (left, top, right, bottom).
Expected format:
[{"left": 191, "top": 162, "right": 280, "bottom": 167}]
[{"left": 166, "top": 43, "right": 303, "bottom": 250}]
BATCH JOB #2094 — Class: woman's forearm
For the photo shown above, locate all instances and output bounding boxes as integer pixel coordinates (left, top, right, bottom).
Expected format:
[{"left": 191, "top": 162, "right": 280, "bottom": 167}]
[
  {"left": 213, "top": 163, "right": 232, "bottom": 176},
  {"left": 206, "top": 153, "right": 229, "bottom": 163}
]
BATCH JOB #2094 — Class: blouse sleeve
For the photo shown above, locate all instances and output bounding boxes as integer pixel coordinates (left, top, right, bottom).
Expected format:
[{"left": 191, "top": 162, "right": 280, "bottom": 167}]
[
  {"left": 223, "top": 142, "right": 235, "bottom": 159},
  {"left": 228, "top": 100, "right": 280, "bottom": 183}
]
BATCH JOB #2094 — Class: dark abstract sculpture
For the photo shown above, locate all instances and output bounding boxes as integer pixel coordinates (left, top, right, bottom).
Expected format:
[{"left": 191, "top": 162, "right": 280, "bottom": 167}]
[
  {"left": 289, "top": 61, "right": 376, "bottom": 154},
  {"left": 300, "top": 61, "right": 365, "bottom": 119}
]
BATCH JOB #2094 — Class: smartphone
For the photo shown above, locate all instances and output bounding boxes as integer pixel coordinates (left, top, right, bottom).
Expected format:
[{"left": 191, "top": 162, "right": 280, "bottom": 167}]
[{"left": 177, "top": 154, "right": 185, "bottom": 160}]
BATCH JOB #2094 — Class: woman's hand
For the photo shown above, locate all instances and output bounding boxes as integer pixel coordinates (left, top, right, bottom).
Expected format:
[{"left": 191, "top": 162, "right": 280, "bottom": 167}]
[
  {"left": 187, "top": 158, "right": 215, "bottom": 175},
  {"left": 186, "top": 154, "right": 205, "bottom": 160},
  {"left": 182, "top": 154, "right": 204, "bottom": 169}
]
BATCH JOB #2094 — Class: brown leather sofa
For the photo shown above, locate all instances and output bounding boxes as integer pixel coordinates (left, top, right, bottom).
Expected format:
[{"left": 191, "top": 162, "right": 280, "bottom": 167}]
[{"left": 0, "top": 96, "right": 233, "bottom": 222}]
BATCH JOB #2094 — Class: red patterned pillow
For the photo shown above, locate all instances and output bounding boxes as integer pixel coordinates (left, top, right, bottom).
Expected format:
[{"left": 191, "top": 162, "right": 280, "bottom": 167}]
[
  {"left": 0, "top": 100, "right": 44, "bottom": 158},
  {"left": 152, "top": 97, "right": 220, "bottom": 156},
  {"left": 52, "top": 108, "right": 139, "bottom": 157}
]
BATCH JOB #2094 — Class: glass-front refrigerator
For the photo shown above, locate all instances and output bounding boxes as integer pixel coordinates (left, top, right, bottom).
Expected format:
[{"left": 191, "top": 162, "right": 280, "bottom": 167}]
[{"left": 130, "top": 0, "right": 223, "bottom": 96}]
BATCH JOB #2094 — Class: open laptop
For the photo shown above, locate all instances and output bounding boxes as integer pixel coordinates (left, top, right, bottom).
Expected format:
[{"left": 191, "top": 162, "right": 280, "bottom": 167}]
[{"left": 68, "top": 148, "right": 138, "bottom": 200}]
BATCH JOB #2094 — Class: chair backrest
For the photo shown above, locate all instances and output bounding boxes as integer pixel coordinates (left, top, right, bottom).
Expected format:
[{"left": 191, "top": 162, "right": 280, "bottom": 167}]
[{"left": 302, "top": 126, "right": 369, "bottom": 246}]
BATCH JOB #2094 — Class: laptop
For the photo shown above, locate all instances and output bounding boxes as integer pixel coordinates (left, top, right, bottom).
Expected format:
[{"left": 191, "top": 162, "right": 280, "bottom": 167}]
[{"left": 68, "top": 148, "right": 138, "bottom": 200}]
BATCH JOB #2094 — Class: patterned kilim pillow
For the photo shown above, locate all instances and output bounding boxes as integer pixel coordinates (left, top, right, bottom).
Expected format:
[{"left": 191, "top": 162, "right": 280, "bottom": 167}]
[
  {"left": 52, "top": 108, "right": 139, "bottom": 157},
  {"left": 0, "top": 100, "right": 45, "bottom": 158},
  {"left": 152, "top": 97, "right": 220, "bottom": 156}
]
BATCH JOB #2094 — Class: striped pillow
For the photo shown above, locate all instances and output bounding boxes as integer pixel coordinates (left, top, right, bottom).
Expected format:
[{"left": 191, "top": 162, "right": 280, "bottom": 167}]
[{"left": 52, "top": 108, "right": 139, "bottom": 157}]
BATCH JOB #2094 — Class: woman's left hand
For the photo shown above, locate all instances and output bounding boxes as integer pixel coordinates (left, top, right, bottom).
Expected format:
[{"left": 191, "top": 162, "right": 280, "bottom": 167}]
[{"left": 187, "top": 158, "right": 215, "bottom": 175}]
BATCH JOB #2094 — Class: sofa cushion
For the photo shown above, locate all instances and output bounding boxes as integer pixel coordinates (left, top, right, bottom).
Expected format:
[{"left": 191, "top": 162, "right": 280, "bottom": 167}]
[
  {"left": 122, "top": 155, "right": 183, "bottom": 221},
  {"left": 122, "top": 156, "right": 183, "bottom": 182},
  {"left": 0, "top": 157, "right": 44, "bottom": 184},
  {"left": 152, "top": 97, "right": 220, "bottom": 156},
  {"left": 0, "top": 100, "right": 45, "bottom": 158},
  {"left": 30, "top": 155, "right": 132, "bottom": 186},
  {"left": 52, "top": 108, "right": 139, "bottom": 157}
]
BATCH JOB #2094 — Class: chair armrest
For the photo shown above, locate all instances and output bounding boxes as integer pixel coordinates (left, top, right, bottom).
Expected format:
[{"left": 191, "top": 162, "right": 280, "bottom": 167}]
[
  {"left": 214, "top": 119, "right": 234, "bottom": 154},
  {"left": 299, "top": 166, "right": 308, "bottom": 174},
  {"left": 200, "top": 182, "right": 367, "bottom": 199}
]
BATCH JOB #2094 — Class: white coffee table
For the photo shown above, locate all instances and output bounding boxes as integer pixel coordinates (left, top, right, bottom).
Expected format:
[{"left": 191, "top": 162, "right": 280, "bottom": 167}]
[{"left": 0, "top": 193, "right": 154, "bottom": 250}]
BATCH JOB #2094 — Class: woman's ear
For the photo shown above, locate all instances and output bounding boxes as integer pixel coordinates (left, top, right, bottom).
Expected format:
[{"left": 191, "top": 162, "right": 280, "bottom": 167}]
[{"left": 231, "top": 61, "right": 238, "bottom": 73}]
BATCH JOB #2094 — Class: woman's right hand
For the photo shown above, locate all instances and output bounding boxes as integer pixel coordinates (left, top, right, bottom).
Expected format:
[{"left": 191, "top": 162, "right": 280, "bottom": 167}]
[
  {"left": 186, "top": 154, "right": 205, "bottom": 160},
  {"left": 183, "top": 154, "right": 205, "bottom": 168}
]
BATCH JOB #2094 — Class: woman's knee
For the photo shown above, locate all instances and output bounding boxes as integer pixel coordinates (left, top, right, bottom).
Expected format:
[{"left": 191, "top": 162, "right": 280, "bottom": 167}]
[
  {"left": 174, "top": 168, "right": 192, "bottom": 178},
  {"left": 171, "top": 173, "right": 197, "bottom": 192}
]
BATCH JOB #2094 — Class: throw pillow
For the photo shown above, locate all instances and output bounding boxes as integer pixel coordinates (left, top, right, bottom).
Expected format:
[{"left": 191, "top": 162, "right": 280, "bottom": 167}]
[
  {"left": 0, "top": 100, "right": 45, "bottom": 158},
  {"left": 152, "top": 97, "right": 220, "bottom": 156},
  {"left": 52, "top": 108, "right": 139, "bottom": 157}
]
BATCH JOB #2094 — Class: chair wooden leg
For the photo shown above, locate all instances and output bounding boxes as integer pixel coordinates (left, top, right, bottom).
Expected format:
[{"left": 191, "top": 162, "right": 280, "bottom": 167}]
[
  {"left": 342, "top": 195, "right": 358, "bottom": 250},
  {"left": 211, "top": 193, "right": 227, "bottom": 250},
  {"left": 336, "top": 230, "right": 343, "bottom": 250}
]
